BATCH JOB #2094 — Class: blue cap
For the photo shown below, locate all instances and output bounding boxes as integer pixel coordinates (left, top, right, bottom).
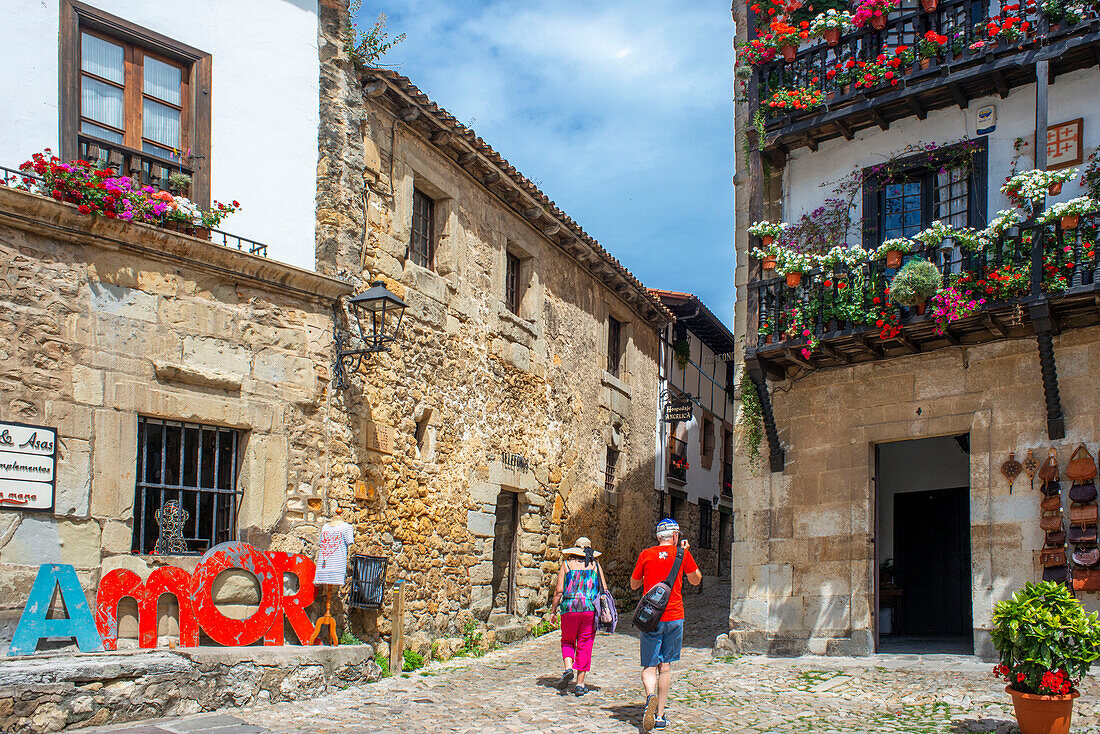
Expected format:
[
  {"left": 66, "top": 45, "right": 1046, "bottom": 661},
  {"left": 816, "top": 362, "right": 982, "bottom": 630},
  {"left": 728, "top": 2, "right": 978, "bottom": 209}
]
[{"left": 657, "top": 518, "right": 680, "bottom": 533}]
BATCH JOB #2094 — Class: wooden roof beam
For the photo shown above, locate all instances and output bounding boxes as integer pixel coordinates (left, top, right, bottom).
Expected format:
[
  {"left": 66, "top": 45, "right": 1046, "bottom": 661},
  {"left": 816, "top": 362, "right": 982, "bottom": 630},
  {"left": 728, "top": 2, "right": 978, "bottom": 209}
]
[
  {"left": 982, "top": 312, "right": 1005, "bottom": 337},
  {"left": 399, "top": 106, "right": 420, "bottom": 122},
  {"left": 869, "top": 107, "right": 889, "bottom": 131},
  {"left": 363, "top": 78, "right": 387, "bottom": 98},
  {"left": 855, "top": 331, "right": 884, "bottom": 358},
  {"left": 948, "top": 82, "right": 969, "bottom": 109},
  {"left": 430, "top": 130, "right": 453, "bottom": 145},
  {"left": 835, "top": 119, "right": 854, "bottom": 140},
  {"left": 458, "top": 152, "right": 477, "bottom": 166},
  {"left": 819, "top": 341, "right": 850, "bottom": 364},
  {"left": 992, "top": 69, "right": 1010, "bottom": 98},
  {"left": 801, "top": 132, "right": 818, "bottom": 152},
  {"left": 906, "top": 96, "right": 927, "bottom": 120}
]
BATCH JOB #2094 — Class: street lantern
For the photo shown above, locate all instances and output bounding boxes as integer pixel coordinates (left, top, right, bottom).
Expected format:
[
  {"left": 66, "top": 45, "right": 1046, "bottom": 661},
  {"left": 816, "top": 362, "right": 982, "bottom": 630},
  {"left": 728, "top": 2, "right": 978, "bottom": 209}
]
[{"left": 334, "top": 281, "right": 407, "bottom": 390}]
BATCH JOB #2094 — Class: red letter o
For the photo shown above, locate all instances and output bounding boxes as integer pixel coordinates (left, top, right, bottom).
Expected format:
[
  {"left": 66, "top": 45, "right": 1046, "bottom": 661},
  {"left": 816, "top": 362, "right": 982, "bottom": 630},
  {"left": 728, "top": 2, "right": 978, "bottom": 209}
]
[{"left": 191, "top": 542, "right": 280, "bottom": 646}]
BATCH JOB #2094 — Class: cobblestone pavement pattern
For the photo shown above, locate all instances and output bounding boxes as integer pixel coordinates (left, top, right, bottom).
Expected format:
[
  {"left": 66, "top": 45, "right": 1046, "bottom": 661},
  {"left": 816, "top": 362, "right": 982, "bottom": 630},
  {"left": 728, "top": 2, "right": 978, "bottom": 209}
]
[{"left": 92, "top": 578, "right": 1100, "bottom": 734}]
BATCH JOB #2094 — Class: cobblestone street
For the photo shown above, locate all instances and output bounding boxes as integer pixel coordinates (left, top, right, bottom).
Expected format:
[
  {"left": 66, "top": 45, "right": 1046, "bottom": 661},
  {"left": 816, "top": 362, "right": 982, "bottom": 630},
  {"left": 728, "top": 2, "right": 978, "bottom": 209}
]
[{"left": 94, "top": 578, "right": 1100, "bottom": 734}]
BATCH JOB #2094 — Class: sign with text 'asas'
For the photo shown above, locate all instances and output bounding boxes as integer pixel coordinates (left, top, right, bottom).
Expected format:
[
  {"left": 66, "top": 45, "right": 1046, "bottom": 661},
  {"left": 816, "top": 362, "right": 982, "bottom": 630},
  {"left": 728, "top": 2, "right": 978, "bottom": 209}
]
[{"left": 0, "top": 421, "right": 57, "bottom": 512}]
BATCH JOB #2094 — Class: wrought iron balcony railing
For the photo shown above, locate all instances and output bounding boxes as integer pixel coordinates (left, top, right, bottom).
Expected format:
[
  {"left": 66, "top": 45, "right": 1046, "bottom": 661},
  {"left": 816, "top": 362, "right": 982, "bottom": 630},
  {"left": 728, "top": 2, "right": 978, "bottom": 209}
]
[
  {"left": 755, "top": 0, "right": 1098, "bottom": 131},
  {"left": 751, "top": 209, "right": 1100, "bottom": 365},
  {"left": 78, "top": 135, "right": 194, "bottom": 198}
]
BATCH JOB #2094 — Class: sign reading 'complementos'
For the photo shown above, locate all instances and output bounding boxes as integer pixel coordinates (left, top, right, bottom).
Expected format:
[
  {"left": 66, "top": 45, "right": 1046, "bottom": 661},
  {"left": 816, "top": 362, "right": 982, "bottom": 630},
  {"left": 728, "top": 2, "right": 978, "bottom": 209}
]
[{"left": 0, "top": 421, "right": 57, "bottom": 512}]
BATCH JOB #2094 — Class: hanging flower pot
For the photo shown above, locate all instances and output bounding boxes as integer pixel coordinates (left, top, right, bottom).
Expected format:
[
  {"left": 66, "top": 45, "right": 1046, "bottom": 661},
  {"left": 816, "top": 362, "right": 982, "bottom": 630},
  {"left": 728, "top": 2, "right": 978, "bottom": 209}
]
[
  {"left": 1007, "top": 687, "right": 1079, "bottom": 734},
  {"left": 762, "top": 255, "right": 777, "bottom": 271},
  {"left": 761, "top": 235, "right": 775, "bottom": 247},
  {"left": 886, "top": 250, "right": 903, "bottom": 269},
  {"left": 871, "top": 14, "right": 886, "bottom": 30},
  {"left": 781, "top": 44, "right": 797, "bottom": 62},
  {"left": 824, "top": 28, "right": 841, "bottom": 46},
  {"left": 1049, "top": 182, "right": 1063, "bottom": 196},
  {"left": 786, "top": 271, "right": 803, "bottom": 288},
  {"left": 1062, "top": 214, "right": 1080, "bottom": 230},
  {"left": 921, "top": 0, "right": 938, "bottom": 11}
]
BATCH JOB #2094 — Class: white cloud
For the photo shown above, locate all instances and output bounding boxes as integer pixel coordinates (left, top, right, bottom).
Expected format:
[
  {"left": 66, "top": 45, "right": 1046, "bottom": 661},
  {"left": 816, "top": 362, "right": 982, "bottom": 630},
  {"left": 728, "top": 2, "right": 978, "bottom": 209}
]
[{"left": 365, "top": 0, "right": 736, "bottom": 322}]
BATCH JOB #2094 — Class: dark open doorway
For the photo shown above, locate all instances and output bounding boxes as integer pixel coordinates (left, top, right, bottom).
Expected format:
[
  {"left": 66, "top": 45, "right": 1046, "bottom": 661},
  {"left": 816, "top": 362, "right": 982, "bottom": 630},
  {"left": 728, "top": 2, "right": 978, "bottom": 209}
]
[
  {"left": 491, "top": 490, "right": 520, "bottom": 614},
  {"left": 875, "top": 436, "right": 973, "bottom": 654}
]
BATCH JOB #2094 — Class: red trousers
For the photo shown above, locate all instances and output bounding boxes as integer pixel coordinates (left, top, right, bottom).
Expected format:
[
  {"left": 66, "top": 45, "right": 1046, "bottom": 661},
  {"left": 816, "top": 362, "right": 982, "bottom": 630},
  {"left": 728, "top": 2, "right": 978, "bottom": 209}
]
[{"left": 560, "top": 611, "right": 596, "bottom": 671}]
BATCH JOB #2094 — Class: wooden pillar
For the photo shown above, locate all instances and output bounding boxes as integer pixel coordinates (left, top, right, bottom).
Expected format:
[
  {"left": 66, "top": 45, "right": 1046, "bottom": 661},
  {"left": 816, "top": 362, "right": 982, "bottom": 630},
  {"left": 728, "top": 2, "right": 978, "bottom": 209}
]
[
  {"left": 389, "top": 580, "right": 405, "bottom": 675},
  {"left": 1036, "top": 59, "right": 1049, "bottom": 172}
]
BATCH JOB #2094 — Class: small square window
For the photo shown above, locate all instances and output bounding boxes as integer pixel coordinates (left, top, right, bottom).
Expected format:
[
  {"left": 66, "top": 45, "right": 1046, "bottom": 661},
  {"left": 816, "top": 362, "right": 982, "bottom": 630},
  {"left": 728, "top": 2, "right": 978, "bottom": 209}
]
[{"left": 410, "top": 189, "right": 435, "bottom": 269}]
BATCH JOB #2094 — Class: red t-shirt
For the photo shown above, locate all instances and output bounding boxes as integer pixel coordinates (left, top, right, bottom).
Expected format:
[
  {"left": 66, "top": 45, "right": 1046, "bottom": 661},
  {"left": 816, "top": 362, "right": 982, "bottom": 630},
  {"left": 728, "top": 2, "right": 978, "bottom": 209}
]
[{"left": 631, "top": 544, "right": 699, "bottom": 622}]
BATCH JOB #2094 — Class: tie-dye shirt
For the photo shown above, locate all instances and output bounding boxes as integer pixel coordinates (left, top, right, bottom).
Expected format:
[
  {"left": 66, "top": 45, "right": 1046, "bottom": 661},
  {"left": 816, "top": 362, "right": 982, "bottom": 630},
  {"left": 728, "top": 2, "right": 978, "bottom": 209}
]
[{"left": 559, "top": 564, "right": 599, "bottom": 614}]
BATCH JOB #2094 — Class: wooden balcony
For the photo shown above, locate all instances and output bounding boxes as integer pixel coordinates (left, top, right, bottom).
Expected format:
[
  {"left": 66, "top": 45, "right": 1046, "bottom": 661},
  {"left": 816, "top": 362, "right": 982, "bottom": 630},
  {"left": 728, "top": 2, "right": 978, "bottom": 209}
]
[
  {"left": 754, "top": 0, "right": 1100, "bottom": 161},
  {"left": 747, "top": 211, "right": 1100, "bottom": 379}
]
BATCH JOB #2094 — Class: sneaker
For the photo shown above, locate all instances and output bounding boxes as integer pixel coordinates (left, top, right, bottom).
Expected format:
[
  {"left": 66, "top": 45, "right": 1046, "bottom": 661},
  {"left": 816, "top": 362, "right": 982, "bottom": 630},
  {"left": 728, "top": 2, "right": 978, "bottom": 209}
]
[
  {"left": 574, "top": 684, "right": 589, "bottom": 697},
  {"left": 642, "top": 695, "right": 657, "bottom": 731},
  {"left": 557, "top": 669, "right": 574, "bottom": 690},
  {"left": 654, "top": 716, "right": 668, "bottom": 729}
]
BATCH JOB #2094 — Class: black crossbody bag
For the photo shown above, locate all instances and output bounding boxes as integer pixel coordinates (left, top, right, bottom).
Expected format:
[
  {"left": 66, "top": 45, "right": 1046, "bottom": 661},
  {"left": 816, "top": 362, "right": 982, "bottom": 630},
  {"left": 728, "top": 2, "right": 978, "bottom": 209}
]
[{"left": 632, "top": 546, "right": 684, "bottom": 634}]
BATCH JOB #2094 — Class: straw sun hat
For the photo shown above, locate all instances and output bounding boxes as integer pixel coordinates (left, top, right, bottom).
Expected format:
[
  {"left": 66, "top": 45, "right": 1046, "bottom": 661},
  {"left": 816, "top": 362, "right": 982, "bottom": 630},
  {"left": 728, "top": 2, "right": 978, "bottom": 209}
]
[{"left": 562, "top": 536, "right": 602, "bottom": 558}]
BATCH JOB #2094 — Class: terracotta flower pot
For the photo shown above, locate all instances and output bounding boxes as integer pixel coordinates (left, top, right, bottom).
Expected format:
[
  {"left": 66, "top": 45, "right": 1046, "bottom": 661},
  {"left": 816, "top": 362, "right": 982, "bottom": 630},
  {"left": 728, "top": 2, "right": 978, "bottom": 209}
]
[
  {"left": 921, "top": 0, "right": 938, "bottom": 10},
  {"left": 762, "top": 255, "right": 777, "bottom": 271},
  {"left": 871, "top": 14, "right": 886, "bottom": 30},
  {"left": 786, "top": 271, "right": 802, "bottom": 288},
  {"left": 1049, "top": 182, "right": 1063, "bottom": 196},
  {"left": 1007, "top": 687, "right": 1079, "bottom": 734},
  {"left": 913, "top": 302, "right": 927, "bottom": 316},
  {"left": 1062, "top": 214, "right": 1080, "bottom": 230},
  {"left": 781, "top": 44, "right": 797, "bottom": 62},
  {"left": 920, "top": 57, "right": 931, "bottom": 70},
  {"left": 764, "top": 334, "right": 774, "bottom": 345},
  {"left": 762, "top": 235, "right": 774, "bottom": 247},
  {"left": 824, "top": 28, "right": 840, "bottom": 46},
  {"left": 842, "top": 84, "right": 851, "bottom": 95},
  {"left": 886, "top": 250, "right": 903, "bottom": 269}
]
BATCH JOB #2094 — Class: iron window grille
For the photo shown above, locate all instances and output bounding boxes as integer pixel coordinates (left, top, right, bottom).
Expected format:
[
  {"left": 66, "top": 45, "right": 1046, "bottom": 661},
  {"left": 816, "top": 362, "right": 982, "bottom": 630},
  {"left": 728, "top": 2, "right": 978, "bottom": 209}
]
[
  {"left": 348, "top": 554, "right": 389, "bottom": 610},
  {"left": 505, "top": 252, "right": 521, "bottom": 314},
  {"left": 604, "top": 447, "right": 620, "bottom": 495},
  {"left": 607, "top": 316, "right": 623, "bottom": 378},
  {"left": 410, "top": 189, "right": 435, "bottom": 269},
  {"left": 132, "top": 417, "right": 241, "bottom": 555},
  {"left": 699, "top": 499, "right": 713, "bottom": 549}
]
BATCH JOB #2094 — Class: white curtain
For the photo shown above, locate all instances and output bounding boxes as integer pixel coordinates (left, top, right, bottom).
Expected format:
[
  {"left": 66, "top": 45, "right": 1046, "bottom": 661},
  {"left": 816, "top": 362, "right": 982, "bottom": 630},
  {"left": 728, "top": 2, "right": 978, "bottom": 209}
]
[
  {"left": 81, "top": 33, "right": 123, "bottom": 83},
  {"left": 143, "top": 56, "right": 181, "bottom": 105},
  {"left": 81, "top": 77, "right": 124, "bottom": 132},
  {"left": 143, "top": 98, "right": 180, "bottom": 149}
]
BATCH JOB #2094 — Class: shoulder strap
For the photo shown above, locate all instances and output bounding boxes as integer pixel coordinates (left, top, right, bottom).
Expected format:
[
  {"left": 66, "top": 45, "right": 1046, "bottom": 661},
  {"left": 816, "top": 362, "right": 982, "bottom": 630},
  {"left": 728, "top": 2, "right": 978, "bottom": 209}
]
[{"left": 663, "top": 546, "right": 685, "bottom": 587}]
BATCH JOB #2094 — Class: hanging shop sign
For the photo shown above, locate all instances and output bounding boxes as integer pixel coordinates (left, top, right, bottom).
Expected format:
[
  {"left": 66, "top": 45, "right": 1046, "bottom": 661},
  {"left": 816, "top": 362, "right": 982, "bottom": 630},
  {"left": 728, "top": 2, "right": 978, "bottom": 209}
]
[
  {"left": 662, "top": 394, "right": 694, "bottom": 423},
  {"left": 8, "top": 541, "right": 316, "bottom": 656},
  {"left": 0, "top": 421, "right": 57, "bottom": 512}
]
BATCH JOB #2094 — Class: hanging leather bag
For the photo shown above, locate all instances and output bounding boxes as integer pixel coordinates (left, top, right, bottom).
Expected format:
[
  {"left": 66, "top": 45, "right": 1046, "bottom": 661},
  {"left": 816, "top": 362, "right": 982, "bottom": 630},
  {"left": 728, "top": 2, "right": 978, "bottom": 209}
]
[
  {"left": 1045, "top": 529, "right": 1066, "bottom": 546},
  {"left": 1042, "top": 547, "right": 1068, "bottom": 567},
  {"left": 1039, "top": 450, "right": 1060, "bottom": 482},
  {"left": 1070, "top": 503, "right": 1098, "bottom": 526},
  {"left": 1040, "top": 515, "right": 1065, "bottom": 532},
  {"left": 1040, "top": 479, "right": 1062, "bottom": 497},
  {"left": 1067, "top": 444, "right": 1097, "bottom": 482},
  {"left": 1072, "top": 568, "right": 1100, "bottom": 591},
  {"left": 1068, "top": 525, "right": 1097, "bottom": 544},
  {"left": 1069, "top": 481, "right": 1098, "bottom": 504},
  {"left": 1044, "top": 565, "right": 1069, "bottom": 583},
  {"left": 1072, "top": 546, "right": 1100, "bottom": 568},
  {"left": 1041, "top": 495, "right": 1062, "bottom": 512},
  {"left": 632, "top": 545, "right": 684, "bottom": 634}
]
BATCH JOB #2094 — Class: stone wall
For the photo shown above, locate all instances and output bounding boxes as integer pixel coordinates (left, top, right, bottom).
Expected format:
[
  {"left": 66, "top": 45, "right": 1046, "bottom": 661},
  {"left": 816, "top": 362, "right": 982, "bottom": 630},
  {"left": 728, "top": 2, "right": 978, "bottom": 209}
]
[
  {"left": 727, "top": 327, "right": 1100, "bottom": 657},
  {"left": 0, "top": 186, "right": 353, "bottom": 645},
  {"left": 315, "top": 2, "right": 663, "bottom": 640}
]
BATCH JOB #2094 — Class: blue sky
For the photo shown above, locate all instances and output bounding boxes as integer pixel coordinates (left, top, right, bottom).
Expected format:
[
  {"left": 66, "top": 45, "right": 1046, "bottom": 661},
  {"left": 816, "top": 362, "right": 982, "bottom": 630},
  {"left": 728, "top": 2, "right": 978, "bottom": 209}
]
[{"left": 356, "top": 1, "right": 736, "bottom": 324}]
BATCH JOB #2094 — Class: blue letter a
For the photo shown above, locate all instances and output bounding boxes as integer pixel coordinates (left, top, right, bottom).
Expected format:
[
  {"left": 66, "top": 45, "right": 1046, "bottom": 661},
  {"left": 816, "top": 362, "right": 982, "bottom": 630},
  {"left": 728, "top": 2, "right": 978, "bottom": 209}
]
[{"left": 8, "top": 564, "right": 103, "bottom": 656}]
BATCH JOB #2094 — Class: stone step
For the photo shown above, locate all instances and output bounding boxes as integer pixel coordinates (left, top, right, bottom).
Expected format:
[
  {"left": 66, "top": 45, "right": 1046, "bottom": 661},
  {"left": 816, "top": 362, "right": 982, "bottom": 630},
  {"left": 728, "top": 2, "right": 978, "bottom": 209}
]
[{"left": 491, "top": 623, "right": 530, "bottom": 645}]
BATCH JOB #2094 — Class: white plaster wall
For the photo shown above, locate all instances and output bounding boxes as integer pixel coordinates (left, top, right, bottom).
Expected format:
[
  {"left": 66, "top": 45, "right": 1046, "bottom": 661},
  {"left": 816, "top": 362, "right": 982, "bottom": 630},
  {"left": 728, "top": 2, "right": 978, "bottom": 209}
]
[
  {"left": 0, "top": 0, "right": 320, "bottom": 270},
  {"left": 783, "top": 68, "right": 1100, "bottom": 243}
]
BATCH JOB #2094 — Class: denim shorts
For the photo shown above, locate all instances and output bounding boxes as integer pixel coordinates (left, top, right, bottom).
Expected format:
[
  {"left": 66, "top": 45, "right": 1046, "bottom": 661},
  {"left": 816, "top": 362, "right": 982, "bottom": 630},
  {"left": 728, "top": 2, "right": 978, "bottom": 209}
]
[{"left": 639, "top": 619, "right": 684, "bottom": 667}]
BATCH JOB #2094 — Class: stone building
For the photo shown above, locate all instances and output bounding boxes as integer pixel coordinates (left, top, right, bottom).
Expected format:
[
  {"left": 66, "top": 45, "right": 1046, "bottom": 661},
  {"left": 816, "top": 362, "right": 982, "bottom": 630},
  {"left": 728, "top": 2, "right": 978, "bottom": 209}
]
[
  {"left": 651, "top": 290, "right": 737, "bottom": 577},
  {"left": 315, "top": 0, "right": 671, "bottom": 634},
  {"left": 730, "top": 0, "right": 1100, "bottom": 658}
]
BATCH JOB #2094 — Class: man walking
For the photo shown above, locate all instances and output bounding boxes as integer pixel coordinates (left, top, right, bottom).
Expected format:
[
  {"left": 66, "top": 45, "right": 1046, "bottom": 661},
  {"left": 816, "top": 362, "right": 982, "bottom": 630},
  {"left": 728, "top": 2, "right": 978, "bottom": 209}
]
[{"left": 631, "top": 518, "right": 702, "bottom": 731}]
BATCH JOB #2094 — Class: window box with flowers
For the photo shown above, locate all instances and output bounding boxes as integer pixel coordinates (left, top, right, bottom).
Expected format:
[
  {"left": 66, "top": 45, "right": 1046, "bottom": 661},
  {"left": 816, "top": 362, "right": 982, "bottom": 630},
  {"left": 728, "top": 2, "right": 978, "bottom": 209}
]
[
  {"left": 1002, "top": 168, "right": 1079, "bottom": 211},
  {"left": 1040, "top": 196, "right": 1099, "bottom": 230},
  {"left": 851, "top": 0, "right": 899, "bottom": 30}
]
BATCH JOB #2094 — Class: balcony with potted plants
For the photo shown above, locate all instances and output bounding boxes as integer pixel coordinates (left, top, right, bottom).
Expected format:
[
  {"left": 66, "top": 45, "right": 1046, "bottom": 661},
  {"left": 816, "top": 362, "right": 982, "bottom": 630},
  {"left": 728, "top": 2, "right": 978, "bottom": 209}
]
[
  {"left": 669, "top": 437, "right": 690, "bottom": 483},
  {"left": 747, "top": 164, "right": 1100, "bottom": 378},
  {"left": 739, "top": 0, "right": 1100, "bottom": 160}
]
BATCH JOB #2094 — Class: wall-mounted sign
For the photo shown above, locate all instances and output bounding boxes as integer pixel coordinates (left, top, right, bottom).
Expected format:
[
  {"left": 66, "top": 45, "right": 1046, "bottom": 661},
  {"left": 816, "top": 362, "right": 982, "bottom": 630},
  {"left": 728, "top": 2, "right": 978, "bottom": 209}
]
[
  {"left": 0, "top": 421, "right": 57, "bottom": 512},
  {"left": 662, "top": 395, "right": 694, "bottom": 423},
  {"left": 1048, "top": 118, "right": 1084, "bottom": 170},
  {"left": 365, "top": 420, "right": 394, "bottom": 455},
  {"left": 976, "top": 105, "right": 996, "bottom": 134},
  {"left": 9, "top": 542, "right": 317, "bottom": 656}
]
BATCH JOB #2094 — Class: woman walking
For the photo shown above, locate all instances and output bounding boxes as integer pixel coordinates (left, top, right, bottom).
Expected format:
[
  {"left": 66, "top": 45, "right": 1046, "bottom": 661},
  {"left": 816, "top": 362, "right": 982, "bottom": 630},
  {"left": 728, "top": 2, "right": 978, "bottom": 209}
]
[{"left": 551, "top": 537, "right": 608, "bottom": 697}]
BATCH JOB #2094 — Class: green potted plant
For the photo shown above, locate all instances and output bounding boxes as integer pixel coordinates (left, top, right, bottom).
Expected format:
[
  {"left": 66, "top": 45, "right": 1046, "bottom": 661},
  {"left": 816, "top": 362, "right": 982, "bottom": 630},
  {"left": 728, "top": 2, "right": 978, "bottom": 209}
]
[
  {"left": 888, "top": 259, "right": 941, "bottom": 315},
  {"left": 992, "top": 581, "right": 1100, "bottom": 734}
]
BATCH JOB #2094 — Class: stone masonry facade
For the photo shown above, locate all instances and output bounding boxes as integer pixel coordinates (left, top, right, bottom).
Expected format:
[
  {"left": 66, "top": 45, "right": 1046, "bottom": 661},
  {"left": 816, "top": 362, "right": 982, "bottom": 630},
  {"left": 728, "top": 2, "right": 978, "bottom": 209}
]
[
  {"left": 727, "top": 324, "right": 1100, "bottom": 658},
  {"left": 309, "top": 1, "right": 669, "bottom": 643},
  {"left": 0, "top": 185, "right": 353, "bottom": 645}
]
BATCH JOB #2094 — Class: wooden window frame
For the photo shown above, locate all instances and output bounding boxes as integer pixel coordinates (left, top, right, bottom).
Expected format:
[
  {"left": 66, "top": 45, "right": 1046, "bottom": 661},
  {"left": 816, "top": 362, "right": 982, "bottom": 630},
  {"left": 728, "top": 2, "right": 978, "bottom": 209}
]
[
  {"left": 60, "top": 0, "right": 212, "bottom": 206},
  {"left": 410, "top": 188, "right": 436, "bottom": 269},
  {"left": 607, "top": 315, "right": 623, "bottom": 378},
  {"left": 505, "top": 251, "right": 522, "bottom": 314},
  {"left": 862, "top": 138, "right": 988, "bottom": 249}
]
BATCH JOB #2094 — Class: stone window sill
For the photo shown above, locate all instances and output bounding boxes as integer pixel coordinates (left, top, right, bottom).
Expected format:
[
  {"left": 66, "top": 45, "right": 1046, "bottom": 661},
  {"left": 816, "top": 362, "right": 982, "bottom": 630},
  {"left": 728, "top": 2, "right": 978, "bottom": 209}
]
[
  {"left": 601, "top": 371, "right": 631, "bottom": 399},
  {"left": 494, "top": 302, "right": 540, "bottom": 348},
  {"left": 667, "top": 475, "right": 686, "bottom": 486}
]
